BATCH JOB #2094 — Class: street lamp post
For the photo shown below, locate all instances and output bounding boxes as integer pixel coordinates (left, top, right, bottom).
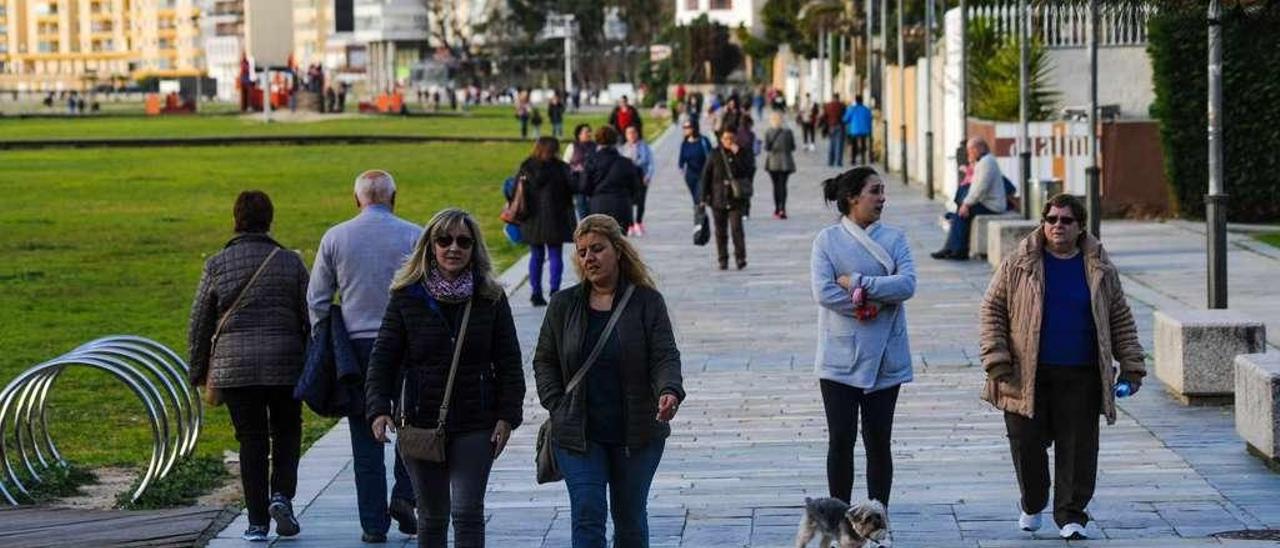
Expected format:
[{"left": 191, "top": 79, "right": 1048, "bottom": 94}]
[
  {"left": 1086, "top": 0, "right": 1101, "bottom": 238},
  {"left": 191, "top": 12, "right": 202, "bottom": 113},
  {"left": 866, "top": 0, "right": 875, "bottom": 162},
  {"left": 924, "top": 0, "right": 934, "bottom": 199},
  {"left": 1206, "top": 0, "right": 1227, "bottom": 308},
  {"left": 897, "top": 0, "right": 907, "bottom": 185},
  {"left": 958, "top": 0, "right": 968, "bottom": 185},
  {"left": 880, "top": 0, "right": 888, "bottom": 165},
  {"left": 1018, "top": 0, "right": 1031, "bottom": 219}
]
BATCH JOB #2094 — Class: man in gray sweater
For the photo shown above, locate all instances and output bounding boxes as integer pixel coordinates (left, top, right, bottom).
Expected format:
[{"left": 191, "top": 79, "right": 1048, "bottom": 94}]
[
  {"left": 933, "top": 136, "right": 1007, "bottom": 260},
  {"left": 307, "top": 170, "right": 421, "bottom": 543}
]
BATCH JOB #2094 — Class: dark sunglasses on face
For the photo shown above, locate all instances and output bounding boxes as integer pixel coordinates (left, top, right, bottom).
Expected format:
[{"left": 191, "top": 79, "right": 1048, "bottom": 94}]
[
  {"left": 434, "top": 235, "right": 474, "bottom": 249},
  {"left": 1043, "top": 215, "right": 1077, "bottom": 226}
]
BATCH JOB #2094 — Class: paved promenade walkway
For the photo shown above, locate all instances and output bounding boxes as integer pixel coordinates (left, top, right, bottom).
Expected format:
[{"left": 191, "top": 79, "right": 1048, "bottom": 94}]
[{"left": 211, "top": 122, "right": 1280, "bottom": 547}]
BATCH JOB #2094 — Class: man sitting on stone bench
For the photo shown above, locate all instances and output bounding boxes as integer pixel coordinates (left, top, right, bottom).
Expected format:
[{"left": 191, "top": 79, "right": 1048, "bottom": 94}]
[{"left": 933, "top": 136, "right": 1007, "bottom": 260}]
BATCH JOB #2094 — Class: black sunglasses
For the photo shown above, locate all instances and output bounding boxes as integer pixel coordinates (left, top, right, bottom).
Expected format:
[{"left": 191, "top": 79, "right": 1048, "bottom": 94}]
[
  {"left": 1043, "top": 215, "right": 1077, "bottom": 226},
  {"left": 433, "top": 235, "right": 475, "bottom": 249}
]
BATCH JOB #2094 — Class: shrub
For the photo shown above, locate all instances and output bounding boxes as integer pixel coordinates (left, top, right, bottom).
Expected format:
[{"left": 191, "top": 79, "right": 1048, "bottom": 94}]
[{"left": 1148, "top": 3, "right": 1280, "bottom": 221}]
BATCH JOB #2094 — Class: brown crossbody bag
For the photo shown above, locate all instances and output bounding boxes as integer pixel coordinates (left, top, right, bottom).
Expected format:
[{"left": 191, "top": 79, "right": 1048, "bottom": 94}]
[{"left": 397, "top": 299, "right": 473, "bottom": 463}]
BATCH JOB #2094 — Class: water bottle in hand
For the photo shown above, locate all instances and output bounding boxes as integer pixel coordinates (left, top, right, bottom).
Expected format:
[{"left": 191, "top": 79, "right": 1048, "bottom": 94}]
[{"left": 1114, "top": 380, "right": 1133, "bottom": 399}]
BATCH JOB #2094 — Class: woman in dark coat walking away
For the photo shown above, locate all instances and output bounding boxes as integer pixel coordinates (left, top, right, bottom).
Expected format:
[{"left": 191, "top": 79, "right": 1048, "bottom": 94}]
[
  {"left": 582, "top": 125, "right": 643, "bottom": 231},
  {"left": 563, "top": 124, "right": 597, "bottom": 221},
  {"left": 187, "top": 190, "right": 310, "bottom": 542},
  {"left": 520, "top": 136, "right": 576, "bottom": 307},
  {"left": 700, "top": 127, "right": 753, "bottom": 270},
  {"left": 763, "top": 111, "right": 797, "bottom": 219},
  {"left": 366, "top": 209, "right": 525, "bottom": 548}
]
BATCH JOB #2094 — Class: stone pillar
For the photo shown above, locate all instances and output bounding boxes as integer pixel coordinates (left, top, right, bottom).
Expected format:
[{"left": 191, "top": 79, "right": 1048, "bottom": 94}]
[
  {"left": 986, "top": 219, "right": 1040, "bottom": 268},
  {"left": 1155, "top": 309, "right": 1267, "bottom": 403}
]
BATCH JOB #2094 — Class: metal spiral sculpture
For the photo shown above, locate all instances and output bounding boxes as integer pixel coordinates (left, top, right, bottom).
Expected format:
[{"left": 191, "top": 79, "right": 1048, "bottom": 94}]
[{"left": 0, "top": 336, "right": 202, "bottom": 504}]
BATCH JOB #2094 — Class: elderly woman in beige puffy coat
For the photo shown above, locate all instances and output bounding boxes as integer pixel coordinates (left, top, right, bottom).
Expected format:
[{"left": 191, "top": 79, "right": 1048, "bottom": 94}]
[{"left": 979, "top": 193, "right": 1145, "bottom": 541}]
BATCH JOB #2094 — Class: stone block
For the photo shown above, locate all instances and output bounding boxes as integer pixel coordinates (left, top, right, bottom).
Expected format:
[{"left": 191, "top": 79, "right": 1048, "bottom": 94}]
[
  {"left": 1154, "top": 309, "right": 1267, "bottom": 399},
  {"left": 969, "top": 212, "right": 1024, "bottom": 259},
  {"left": 986, "top": 220, "right": 1040, "bottom": 268},
  {"left": 1235, "top": 353, "right": 1280, "bottom": 463}
]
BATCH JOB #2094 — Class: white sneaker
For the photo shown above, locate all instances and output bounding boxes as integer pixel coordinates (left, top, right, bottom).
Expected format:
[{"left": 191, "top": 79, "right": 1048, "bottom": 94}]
[
  {"left": 1019, "top": 511, "right": 1042, "bottom": 532},
  {"left": 1059, "top": 522, "right": 1088, "bottom": 540}
]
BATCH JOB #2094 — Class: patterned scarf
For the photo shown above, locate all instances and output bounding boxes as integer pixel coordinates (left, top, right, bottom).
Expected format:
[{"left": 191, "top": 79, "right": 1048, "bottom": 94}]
[{"left": 424, "top": 268, "right": 474, "bottom": 303}]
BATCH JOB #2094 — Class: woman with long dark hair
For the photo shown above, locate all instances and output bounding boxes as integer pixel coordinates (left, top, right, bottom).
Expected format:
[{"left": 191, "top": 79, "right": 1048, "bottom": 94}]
[{"left": 810, "top": 167, "right": 916, "bottom": 542}]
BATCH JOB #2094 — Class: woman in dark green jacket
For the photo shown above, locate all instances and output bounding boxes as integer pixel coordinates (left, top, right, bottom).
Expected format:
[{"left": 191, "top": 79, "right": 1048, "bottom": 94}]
[{"left": 533, "top": 214, "right": 685, "bottom": 548}]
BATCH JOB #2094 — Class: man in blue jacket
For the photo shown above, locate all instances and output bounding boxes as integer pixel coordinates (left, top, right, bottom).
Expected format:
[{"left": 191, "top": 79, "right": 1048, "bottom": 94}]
[
  {"left": 677, "top": 119, "right": 713, "bottom": 206},
  {"left": 307, "top": 170, "right": 420, "bottom": 543},
  {"left": 843, "top": 95, "right": 874, "bottom": 166}
]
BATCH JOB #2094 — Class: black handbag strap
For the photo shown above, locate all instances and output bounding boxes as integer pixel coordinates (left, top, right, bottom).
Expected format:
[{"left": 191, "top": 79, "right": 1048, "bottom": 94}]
[
  {"left": 563, "top": 285, "right": 635, "bottom": 396},
  {"left": 399, "top": 299, "right": 473, "bottom": 429}
]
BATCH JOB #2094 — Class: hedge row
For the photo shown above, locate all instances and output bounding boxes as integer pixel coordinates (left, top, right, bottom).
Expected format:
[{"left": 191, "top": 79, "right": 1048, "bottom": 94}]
[{"left": 1148, "top": 4, "right": 1280, "bottom": 222}]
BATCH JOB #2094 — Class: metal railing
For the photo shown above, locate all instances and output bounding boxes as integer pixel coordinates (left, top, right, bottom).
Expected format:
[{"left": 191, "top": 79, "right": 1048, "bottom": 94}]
[
  {"left": 969, "top": 1, "right": 1156, "bottom": 48},
  {"left": 0, "top": 336, "right": 202, "bottom": 505}
]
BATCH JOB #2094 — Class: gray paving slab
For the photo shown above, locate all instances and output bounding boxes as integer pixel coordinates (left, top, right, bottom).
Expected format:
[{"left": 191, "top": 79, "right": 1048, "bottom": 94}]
[{"left": 206, "top": 119, "right": 1280, "bottom": 547}]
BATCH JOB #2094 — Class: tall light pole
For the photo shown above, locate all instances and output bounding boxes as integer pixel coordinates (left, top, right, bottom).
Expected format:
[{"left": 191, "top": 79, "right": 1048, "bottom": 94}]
[
  {"left": 924, "top": 0, "right": 934, "bottom": 199},
  {"left": 1018, "top": 0, "right": 1031, "bottom": 219},
  {"left": 958, "top": 0, "right": 968, "bottom": 186},
  {"left": 897, "top": 0, "right": 907, "bottom": 185},
  {"left": 1085, "top": 0, "right": 1101, "bottom": 238},
  {"left": 880, "top": 0, "right": 888, "bottom": 165},
  {"left": 191, "top": 12, "right": 202, "bottom": 113},
  {"left": 866, "top": 0, "right": 875, "bottom": 162},
  {"left": 1206, "top": 0, "right": 1227, "bottom": 308}
]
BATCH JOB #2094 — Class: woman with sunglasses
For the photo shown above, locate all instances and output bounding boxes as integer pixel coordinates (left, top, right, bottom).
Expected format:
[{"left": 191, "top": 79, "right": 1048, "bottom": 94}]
[
  {"left": 979, "top": 193, "right": 1145, "bottom": 540},
  {"left": 365, "top": 209, "right": 526, "bottom": 548}
]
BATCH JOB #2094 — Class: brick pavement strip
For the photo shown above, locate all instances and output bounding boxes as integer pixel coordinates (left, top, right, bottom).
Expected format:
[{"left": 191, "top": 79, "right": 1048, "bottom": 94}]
[{"left": 209, "top": 121, "right": 1280, "bottom": 547}]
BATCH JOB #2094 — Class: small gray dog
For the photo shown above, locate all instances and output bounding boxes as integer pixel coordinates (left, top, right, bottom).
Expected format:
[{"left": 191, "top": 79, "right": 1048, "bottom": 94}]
[{"left": 794, "top": 497, "right": 889, "bottom": 548}]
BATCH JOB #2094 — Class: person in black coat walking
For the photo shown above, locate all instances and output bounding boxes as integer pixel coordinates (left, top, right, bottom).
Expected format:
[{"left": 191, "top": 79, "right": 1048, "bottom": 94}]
[
  {"left": 366, "top": 209, "right": 525, "bottom": 548},
  {"left": 187, "top": 191, "right": 309, "bottom": 542},
  {"left": 700, "top": 127, "right": 753, "bottom": 270},
  {"left": 520, "top": 137, "right": 576, "bottom": 307},
  {"left": 533, "top": 214, "right": 685, "bottom": 548},
  {"left": 582, "top": 125, "right": 644, "bottom": 231}
]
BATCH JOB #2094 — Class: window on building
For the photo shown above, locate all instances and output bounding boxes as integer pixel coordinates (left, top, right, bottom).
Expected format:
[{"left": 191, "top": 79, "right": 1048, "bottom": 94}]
[
  {"left": 37, "top": 41, "right": 57, "bottom": 53},
  {"left": 710, "top": 0, "right": 732, "bottom": 9},
  {"left": 684, "top": 0, "right": 698, "bottom": 10}
]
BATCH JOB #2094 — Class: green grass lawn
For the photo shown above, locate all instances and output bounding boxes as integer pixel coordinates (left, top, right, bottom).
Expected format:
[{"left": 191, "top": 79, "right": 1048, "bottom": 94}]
[
  {"left": 1258, "top": 233, "right": 1280, "bottom": 250},
  {"left": 0, "top": 105, "right": 608, "bottom": 141},
  {"left": 0, "top": 141, "right": 538, "bottom": 473}
]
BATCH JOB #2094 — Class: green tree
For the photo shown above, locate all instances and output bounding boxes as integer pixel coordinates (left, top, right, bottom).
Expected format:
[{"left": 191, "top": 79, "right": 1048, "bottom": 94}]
[{"left": 966, "top": 17, "right": 1059, "bottom": 121}]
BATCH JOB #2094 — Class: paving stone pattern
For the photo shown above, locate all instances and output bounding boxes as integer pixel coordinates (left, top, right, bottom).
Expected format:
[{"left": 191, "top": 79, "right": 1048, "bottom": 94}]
[{"left": 210, "top": 121, "right": 1280, "bottom": 547}]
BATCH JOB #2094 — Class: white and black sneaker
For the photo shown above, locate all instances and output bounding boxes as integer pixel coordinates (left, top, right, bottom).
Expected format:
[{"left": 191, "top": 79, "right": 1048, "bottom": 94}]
[
  {"left": 269, "top": 493, "right": 301, "bottom": 537},
  {"left": 1059, "top": 522, "right": 1088, "bottom": 540},
  {"left": 241, "top": 525, "right": 269, "bottom": 542},
  {"left": 1019, "top": 511, "right": 1042, "bottom": 532}
]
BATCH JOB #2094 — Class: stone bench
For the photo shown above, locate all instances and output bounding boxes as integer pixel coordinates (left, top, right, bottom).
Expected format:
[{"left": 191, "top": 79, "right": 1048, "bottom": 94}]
[
  {"left": 986, "top": 220, "right": 1040, "bottom": 268},
  {"left": 1155, "top": 309, "right": 1267, "bottom": 403},
  {"left": 969, "top": 212, "right": 1024, "bottom": 260},
  {"left": 1235, "top": 353, "right": 1280, "bottom": 466}
]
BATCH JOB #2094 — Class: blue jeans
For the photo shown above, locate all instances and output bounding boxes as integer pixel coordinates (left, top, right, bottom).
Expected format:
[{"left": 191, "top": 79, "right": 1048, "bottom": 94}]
[
  {"left": 573, "top": 194, "right": 591, "bottom": 222},
  {"left": 529, "top": 243, "right": 564, "bottom": 297},
  {"left": 827, "top": 130, "right": 846, "bottom": 167},
  {"left": 943, "top": 203, "right": 997, "bottom": 255},
  {"left": 350, "top": 338, "right": 415, "bottom": 535},
  {"left": 554, "top": 439, "right": 666, "bottom": 548},
  {"left": 683, "top": 175, "right": 700, "bottom": 206}
]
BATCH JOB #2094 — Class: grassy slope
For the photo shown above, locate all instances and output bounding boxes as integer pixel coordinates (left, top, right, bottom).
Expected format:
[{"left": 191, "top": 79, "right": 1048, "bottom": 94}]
[
  {"left": 0, "top": 106, "right": 604, "bottom": 141},
  {"left": 0, "top": 141, "right": 534, "bottom": 467},
  {"left": 1258, "top": 233, "right": 1280, "bottom": 249}
]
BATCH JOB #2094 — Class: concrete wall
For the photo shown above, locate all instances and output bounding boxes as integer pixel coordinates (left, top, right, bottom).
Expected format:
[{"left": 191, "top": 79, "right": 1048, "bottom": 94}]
[{"left": 1046, "top": 46, "right": 1154, "bottom": 119}]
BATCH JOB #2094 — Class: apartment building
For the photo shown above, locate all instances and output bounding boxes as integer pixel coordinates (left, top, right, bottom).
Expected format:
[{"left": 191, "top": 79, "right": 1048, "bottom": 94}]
[{"left": 0, "top": 0, "right": 202, "bottom": 92}]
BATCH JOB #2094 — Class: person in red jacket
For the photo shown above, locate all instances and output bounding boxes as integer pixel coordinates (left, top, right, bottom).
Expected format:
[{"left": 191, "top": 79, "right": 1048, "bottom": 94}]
[{"left": 608, "top": 95, "right": 643, "bottom": 141}]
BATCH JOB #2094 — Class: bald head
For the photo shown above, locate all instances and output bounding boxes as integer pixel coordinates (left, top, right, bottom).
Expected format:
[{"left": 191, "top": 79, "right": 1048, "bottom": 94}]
[{"left": 354, "top": 170, "right": 397, "bottom": 209}]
